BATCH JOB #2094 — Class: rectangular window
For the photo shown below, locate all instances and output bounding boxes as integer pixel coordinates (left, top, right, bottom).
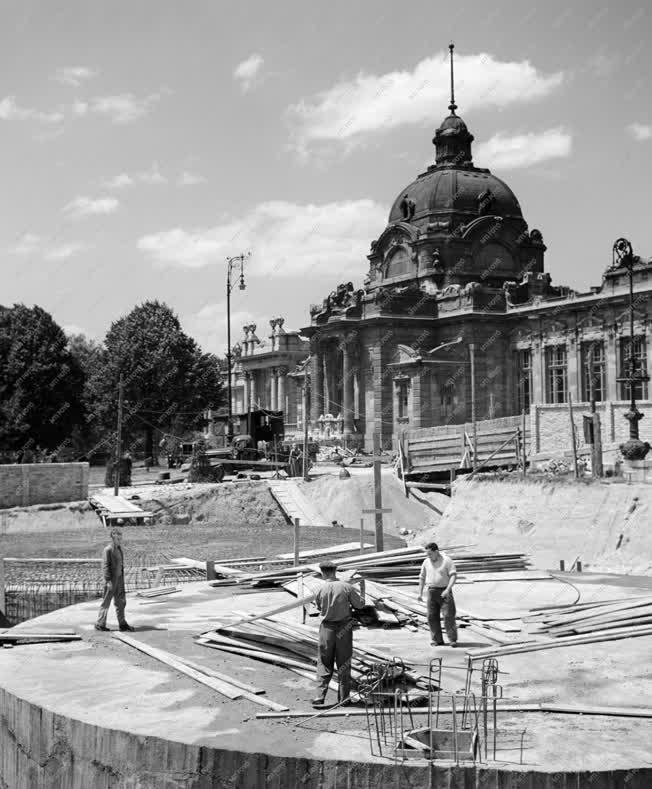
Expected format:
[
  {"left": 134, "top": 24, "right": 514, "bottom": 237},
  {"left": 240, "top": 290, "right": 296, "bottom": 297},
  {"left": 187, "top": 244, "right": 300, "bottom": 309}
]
[
  {"left": 545, "top": 344, "right": 567, "bottom": 404},
  {"left": 581, "top": 341, "right": 605, "bottom": 403},
  {"left": 516, "top": 349, "right": 532, "bottom": 413},
  {"left": 396, "top": 379, "right": 409, "bottom": 420},
  {"left": 619, "top": 336, "right": 648, "bottom": 400}
]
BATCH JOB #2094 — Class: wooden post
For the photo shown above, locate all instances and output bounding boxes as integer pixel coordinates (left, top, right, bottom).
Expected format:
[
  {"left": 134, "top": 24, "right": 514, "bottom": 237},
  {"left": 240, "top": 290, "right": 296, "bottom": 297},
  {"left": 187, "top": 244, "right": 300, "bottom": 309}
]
[
  {"left": 568, "top": 393, "right": 579, "bottom": 478},
  {"left": 373, "top": 432, "right": 384, "bottom": 552},
  {"left": 592, "top": 413, "right": 604, "bottom": 478},
  {"left": 559, "top": 560, "right": 565, "bottom": 571},
  {"left": 298, "top": 573, "right": 306, "bottom": 623},
  {"left": 114, "top": 373, "right": 124, "bottom": 497},
  {"left": 360, "top": 517, "right": 365, "bottom": 554},
  {"left": 293, "top": 517, "right": 300, "bottom": 567},
  {"left": 359, "top": 579, "right": 366, "bottom": 605},
  {"left": 205, "top": 560, "right": 217, "bottom": 581},
  {"left": 470, "top": 343, "right": 477, "bottom": 470},
  {"left": 0, "top": 558, "right": 5, "bottom": 616},
  {"left": 521, "top": 409, "right": 527, "bottom": 478}
]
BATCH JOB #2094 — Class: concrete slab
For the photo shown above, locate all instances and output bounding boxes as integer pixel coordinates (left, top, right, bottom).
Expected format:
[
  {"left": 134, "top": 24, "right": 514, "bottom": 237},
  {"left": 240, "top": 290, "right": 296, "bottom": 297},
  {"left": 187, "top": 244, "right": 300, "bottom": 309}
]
[{"left": 1, "top": 573, "right": 651, "bottom": 788}]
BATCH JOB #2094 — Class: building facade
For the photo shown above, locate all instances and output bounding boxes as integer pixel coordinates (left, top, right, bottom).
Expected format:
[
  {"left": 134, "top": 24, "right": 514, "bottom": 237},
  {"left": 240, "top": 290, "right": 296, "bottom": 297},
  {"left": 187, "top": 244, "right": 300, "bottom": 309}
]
[
  {"left": 299, "top": 95, "right": 652, "bottom": 450},
  {"left": 228, "top": 318, "right": 310, "bottom": 435}
]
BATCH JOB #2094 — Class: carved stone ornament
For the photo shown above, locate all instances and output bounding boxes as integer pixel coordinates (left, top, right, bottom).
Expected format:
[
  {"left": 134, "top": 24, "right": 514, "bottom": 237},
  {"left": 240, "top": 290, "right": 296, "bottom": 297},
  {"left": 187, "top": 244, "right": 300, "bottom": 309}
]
[{"left": 399, "top": 194, "right": 416, "bottom": 221}]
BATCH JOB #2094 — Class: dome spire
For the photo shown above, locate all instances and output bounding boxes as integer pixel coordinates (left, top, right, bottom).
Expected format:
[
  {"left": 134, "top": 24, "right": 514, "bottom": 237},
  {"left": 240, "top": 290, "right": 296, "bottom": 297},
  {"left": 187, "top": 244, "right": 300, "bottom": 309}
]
[
  {"left": 432, "top": 42, "right": 474, "bottom": 167},
  {"left": 448, "top": 42, "right": 457, "bottom": 114}
]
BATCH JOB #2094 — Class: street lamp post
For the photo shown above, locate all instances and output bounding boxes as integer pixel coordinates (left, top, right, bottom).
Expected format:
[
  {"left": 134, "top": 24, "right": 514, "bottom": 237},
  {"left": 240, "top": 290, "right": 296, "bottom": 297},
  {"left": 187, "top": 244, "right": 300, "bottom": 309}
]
[
  {"left": 226, "top": 253, "right": 250, "bottom": 443},
  {"left": 612, "top": 238, "right": 650, "bottom": 461}
]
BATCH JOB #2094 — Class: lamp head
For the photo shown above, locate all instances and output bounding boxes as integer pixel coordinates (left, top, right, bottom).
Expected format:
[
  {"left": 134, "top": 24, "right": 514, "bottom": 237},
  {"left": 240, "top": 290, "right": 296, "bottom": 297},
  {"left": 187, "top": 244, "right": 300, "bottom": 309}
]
[{"left": 239, "top": 273, "right": 246, "bottom": 290}]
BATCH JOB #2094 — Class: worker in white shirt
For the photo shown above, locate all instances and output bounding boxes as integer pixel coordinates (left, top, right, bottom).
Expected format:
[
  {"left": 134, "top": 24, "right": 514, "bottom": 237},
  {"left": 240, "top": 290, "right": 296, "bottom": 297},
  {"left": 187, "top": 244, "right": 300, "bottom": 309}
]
[{"left": 417, "top": 541, "right": 458, "bottom": 647}]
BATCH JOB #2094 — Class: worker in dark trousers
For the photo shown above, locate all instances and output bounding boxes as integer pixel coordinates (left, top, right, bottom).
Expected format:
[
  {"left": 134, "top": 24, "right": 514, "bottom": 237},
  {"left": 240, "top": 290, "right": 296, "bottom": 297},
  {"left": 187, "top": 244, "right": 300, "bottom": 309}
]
[
  {"left": 311, "top": 560, "right": 365, "bottom": 706},
  {"left": 417, "top": 541, "right": 458, "bottom": 646},
  {"left": 95, "top": 527, "right": 135, "bottom": 632}
]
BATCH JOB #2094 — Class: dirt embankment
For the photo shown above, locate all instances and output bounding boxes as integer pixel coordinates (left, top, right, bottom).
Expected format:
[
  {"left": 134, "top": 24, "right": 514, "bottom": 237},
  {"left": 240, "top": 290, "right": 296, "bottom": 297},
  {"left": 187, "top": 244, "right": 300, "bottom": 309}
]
[
  {"left": 416, "top": 475, "right": 652, "bottom": 574},
  {"left": 297, "top": 469, "right": 449, "bottom": 536}
]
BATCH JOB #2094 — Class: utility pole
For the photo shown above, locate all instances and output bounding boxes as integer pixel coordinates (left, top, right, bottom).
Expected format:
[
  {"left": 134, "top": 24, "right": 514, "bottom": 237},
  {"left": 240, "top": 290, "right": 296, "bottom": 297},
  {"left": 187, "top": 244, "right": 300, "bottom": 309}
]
[
  {"left": 469, "top": 343, "right": 477, "bottom": 470},
  {"left": 302, "top": 376, "right": 310, "bottom": 481},
  {"left": 113, "top": 374, "right": 124, "bottom": 497}
]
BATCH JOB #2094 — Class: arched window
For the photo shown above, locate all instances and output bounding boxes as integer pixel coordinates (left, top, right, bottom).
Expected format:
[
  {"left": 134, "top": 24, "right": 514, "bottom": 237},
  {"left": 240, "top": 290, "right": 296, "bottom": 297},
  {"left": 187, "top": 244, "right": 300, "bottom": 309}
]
[{"left": 384, "top": 246, "right": 411, "bottom": 279}]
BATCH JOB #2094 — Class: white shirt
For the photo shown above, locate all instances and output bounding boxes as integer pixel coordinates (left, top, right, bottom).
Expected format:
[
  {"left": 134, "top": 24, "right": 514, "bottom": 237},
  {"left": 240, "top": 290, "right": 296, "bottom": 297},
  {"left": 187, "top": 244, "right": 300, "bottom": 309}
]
[{"left": 419, "top": 554, "right": 456, "bottom": 588}]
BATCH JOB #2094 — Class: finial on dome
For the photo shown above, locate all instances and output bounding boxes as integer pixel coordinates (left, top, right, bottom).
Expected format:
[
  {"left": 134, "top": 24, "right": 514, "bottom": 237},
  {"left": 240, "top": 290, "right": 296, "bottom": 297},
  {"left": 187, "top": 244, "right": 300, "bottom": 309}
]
[{"left": 448, "top": 42, "right": 457, "bottom": 115}]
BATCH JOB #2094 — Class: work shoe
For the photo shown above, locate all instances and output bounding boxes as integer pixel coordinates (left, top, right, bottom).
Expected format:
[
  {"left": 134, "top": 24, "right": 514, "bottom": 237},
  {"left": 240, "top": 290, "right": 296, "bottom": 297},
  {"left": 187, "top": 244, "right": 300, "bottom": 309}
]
[
  {"left": 430, "top": 640, "right": 444, "bottom": 646},
  {"left": 94, "top": 625, "right": 110, "bottom": 632},
  {"left": 311, "top": 696, "right": 327, "bottom": 706},
  {"left": 449, "top": 641, "right": 458, "bottom": 648},
  {"left": 119, "top": 624, "right": 135, "bottom": 632}
]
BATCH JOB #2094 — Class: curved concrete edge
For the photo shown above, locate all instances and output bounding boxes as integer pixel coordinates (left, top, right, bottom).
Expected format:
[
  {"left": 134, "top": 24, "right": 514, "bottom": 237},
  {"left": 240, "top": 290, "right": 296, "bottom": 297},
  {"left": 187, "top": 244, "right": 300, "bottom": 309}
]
[{"left": 2, "top": 688, "right": 651, "bottom": 789}]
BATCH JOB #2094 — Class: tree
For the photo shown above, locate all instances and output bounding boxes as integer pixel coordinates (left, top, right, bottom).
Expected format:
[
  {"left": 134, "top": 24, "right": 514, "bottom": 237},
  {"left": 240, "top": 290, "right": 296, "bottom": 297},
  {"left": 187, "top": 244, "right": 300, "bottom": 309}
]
[
  {"left": 0, "top": 304, "right": 85, "bottom": 454},
  {"left": 86, "top": 301, "right": 223, "bottom": 464},
  {"left": 66, "top": 333, "right": 108, "bottom": 460}
]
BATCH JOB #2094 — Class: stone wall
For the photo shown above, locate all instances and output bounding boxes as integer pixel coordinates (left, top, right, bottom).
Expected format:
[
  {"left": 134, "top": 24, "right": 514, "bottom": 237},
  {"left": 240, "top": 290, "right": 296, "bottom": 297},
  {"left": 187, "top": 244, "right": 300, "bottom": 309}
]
[
  {"left": 530, "top": 400, "right": 652, "bottom": 456},
  {"left": 0, "top": 463, "right": 89, "bottom": 509}
]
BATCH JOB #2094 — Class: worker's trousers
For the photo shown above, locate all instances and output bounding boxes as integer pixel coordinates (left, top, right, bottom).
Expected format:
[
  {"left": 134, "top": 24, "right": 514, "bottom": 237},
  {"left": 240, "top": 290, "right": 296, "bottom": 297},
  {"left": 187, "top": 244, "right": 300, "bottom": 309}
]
[
  {"left": 427, "top": 587, "right": 457, "bottom": 644},
  {"left": 96, "top": 578, "right": 127, "bottom": 628},
  {"left": 316, "top": 619, "right": 354, "bottom": 701}
]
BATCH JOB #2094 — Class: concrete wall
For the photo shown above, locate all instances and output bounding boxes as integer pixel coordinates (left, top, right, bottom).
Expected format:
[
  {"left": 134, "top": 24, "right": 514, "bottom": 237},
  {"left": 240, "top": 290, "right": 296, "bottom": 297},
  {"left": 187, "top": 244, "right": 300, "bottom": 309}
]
[
  {"left": 1, "top": 686, "right": 648, "bottom": 789},
  {"left": 0, "top": 463, "right": 89, "bottom": 509}
]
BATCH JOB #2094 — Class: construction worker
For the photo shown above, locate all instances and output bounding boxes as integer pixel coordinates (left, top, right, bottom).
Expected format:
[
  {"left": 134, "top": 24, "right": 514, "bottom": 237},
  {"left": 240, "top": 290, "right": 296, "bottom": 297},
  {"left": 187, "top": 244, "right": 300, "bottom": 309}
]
[
  {"left": 311, "top": 560, "right": 365, "bottom": 707},
  {"left": 95, "top": 527, "right": 135, "bottom": 632},
  {"left": 417, "top": 541, "right": 458, "bottom": 647}
]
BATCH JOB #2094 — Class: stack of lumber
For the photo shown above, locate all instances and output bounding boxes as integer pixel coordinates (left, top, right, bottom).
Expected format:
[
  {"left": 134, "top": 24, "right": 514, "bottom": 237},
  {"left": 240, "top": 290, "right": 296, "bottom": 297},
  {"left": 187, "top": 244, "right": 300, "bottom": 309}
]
[
  {"left": 198, "top": 603, "right": 438, "bottom": 692},
  {"left": 470, "top": 595, "right": 652, "bottom": 658},
  {"left": 285, "top": 578, "right": 523, "bottom": 646},
  {"left": 527, "top": 596, "right": 652, "bottom": 638},
  {"left": 207, "top": 545, "right": 531, "bottom": 590}
]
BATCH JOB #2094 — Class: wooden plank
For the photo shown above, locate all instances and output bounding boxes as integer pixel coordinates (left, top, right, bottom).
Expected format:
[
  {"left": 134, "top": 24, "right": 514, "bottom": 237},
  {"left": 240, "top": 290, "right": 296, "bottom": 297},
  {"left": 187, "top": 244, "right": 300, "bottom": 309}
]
[
  {"left": 275, "top": 542, "right": 374, "bottom": 560},
  {"left": 173, "top": 655, "right": 266, "bottom": 695},
  {"left": 468, "top": 624, "right": 652, "bottom": 659},
  {"left": 201, "top": 592, "right": 318, "bottom": 633},
  {"left": 113, "top": 633, "right": 243, "bottom": 699},
  {"left": 255, "top": 703, "right": 545, "bottom": 719},
  {"left": 0, "top": 633, "right": 81, "bottom": 642}
]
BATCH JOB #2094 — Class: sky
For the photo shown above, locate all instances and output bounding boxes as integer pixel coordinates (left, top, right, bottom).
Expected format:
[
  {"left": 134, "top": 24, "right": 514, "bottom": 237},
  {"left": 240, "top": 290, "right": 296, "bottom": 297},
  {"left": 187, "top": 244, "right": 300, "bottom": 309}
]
[{"left": 2, "top": 0, "right": 652, "bottom": 356}]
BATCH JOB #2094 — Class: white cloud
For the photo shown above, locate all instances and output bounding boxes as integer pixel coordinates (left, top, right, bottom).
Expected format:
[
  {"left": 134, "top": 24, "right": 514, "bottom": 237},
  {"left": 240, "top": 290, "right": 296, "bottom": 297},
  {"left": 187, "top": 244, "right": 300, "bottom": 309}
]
[
  {"left": 474, "top": 128, "right": 572, "bottom": 170},
  {"left": 104, "top": 165, "right": 167, "bottom": 189},
  {"left": 184, "top": 303, "right": 267, "bottom": 355},
  {"left": 233, "top": 54, "right": 264, "bottom": 92},
  {"left": 53, "top": 66, "right": 98, "bottom": 87},
  {"left": 104, "top": 173, "right": 134, "bottom": 189},
  {"left": 0, "top": 95, "right": 64, "bottom": 124},
  {"left": 178, "top": 170, "right": 207, "bottom": 186},
  {"left": 286, "top": 50, "right": 564, "bottom": 153},
  {"left": 626, "top": 122, "right": 652, "bottom": 142},
  {"left": 8, "top": 233, "right": 41, "bottom": 255},
  {"left": 86, "top": 92, "right": 163, "bottom": 124},
  {"left": 72, "top": 100, "right": 89, "bottom": 116},
  {"left": 63, "top": 195, "right": 119, "bottom": 219},
  {"left": 138, "top": 199, "right": 386, "bottom": 279},
  {"left": 44, "top": 242, "right": 86, "bottom": 261}
]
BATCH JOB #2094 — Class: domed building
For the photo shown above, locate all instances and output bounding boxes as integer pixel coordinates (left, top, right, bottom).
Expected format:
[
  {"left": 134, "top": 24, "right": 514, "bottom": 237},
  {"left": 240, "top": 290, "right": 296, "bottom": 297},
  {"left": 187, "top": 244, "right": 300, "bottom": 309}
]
[{"left": 297, "top": 50, "right": 652, "bottom": 465}]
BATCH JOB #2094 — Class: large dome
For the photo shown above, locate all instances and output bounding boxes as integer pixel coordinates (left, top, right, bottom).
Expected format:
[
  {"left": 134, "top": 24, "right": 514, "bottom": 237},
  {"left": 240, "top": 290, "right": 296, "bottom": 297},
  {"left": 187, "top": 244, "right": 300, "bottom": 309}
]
[{"left": 388, "top": 166, "right": 523, "bottom": 224}]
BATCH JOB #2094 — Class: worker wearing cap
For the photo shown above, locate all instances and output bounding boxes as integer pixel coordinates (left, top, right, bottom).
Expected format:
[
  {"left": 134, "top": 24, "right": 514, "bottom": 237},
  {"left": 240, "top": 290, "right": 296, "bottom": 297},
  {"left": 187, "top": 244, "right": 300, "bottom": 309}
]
[
  {"left": 95, "top": 527, "right": 135, "bottom": 632},
  {"left": 311, "top": 560, "right": 365, "bottom": 706},
  {"left": 417, "top": 541, "right": 458, "bottom": 646}
]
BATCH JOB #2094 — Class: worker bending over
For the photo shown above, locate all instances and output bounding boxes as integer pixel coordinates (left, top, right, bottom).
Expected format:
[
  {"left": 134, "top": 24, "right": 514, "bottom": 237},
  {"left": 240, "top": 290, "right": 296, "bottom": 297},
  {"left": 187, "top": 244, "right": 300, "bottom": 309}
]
[
  {"left": 417, "top": 541, "right": 458, "bottom": 647},
  {"left": 312, "top": 560, "right": 365, "bottom": 707}
]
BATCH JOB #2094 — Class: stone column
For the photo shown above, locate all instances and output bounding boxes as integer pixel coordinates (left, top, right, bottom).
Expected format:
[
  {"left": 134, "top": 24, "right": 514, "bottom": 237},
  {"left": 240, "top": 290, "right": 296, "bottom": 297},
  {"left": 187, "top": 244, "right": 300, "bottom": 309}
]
[
  {"left": 277, "top": 367, "right": 287, "bottom": 417},
  {"left": 567, "top": 336, "right": 579, "bottom": 403},
  {"left": 243, "top": 374, "right": 250, "bottom": 414},
  {"left": 322, "top": 349, "right": 331, "bottom": 415},
  {"left": 310, "top": 339, "right": 323, "bottom": 426},
  {"left": 342, "top": 339, "right": 354, "bottom": 436},
  {"left": 606, "top": 330, "right": 618, "bottom": 401},
  {"left": 531, "top": 339, "right": 544, "bottom": 404},
  {"left": 249, "top": 371, "right": 256, "bottom": 410},
  {"left": 270, "top": 369, "right": 278, "bottom": 410}
]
